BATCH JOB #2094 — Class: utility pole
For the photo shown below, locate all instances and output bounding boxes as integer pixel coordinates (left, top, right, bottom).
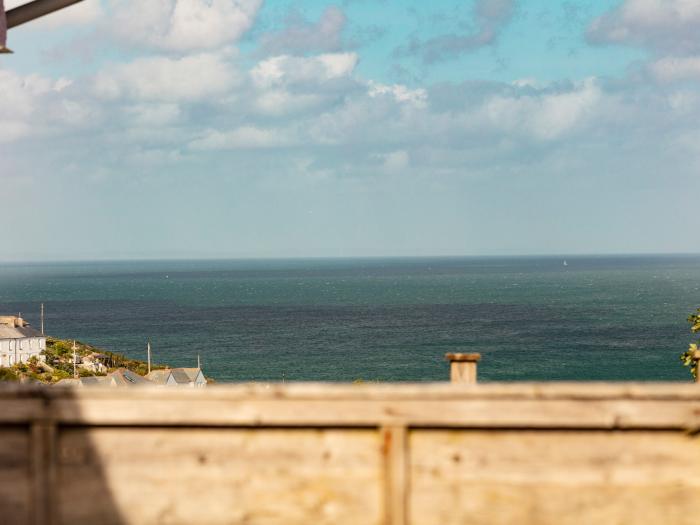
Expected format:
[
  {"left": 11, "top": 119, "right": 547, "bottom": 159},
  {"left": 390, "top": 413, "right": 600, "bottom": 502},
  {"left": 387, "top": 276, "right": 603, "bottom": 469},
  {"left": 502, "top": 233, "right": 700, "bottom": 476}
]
[
  {"left": 72, "top": 340, "right": 78, "bottom": 379},
  {"left": 147, "top": 340, "right": 152, "bottom": 374},
  {"left": 40, "top": 303, "right": 44, "bottom": 335}
]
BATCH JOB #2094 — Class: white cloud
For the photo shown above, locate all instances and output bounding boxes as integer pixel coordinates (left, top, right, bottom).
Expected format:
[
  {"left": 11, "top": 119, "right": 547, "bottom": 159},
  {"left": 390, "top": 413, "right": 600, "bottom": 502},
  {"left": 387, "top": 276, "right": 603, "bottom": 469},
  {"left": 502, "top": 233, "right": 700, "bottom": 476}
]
[
  {"left": 0, "top": 121, "right": 32, "bottom": 144},
  {"left": 109, "top": 0, "right": 262, "bottom": 52},
  {"left": 0, "top": 70, "right": 77, "bottom": 142},
  {"left": 189, "top": 126, "right": 295, "bottom": 150},
  {"left": 649, "top": 56, "right": 700, "bottom": 83},
  {"left": 379, "top": 150, "right": 410, "bottom": 172},
  {"left": 248, "top": 53, "right": 359, "bottom": 117},
  {"left": 587, "top": 0, "right": 700, "bottom": 55},
  {"left": 93, "top": 53, "right": 238, "bottom": 101},
  {"left": 260, "top": 6, "right": 347, "bottom": 55},
  {"left": 253, "top": 90, "right": 324, "bottom": 117},
  {"left": 251, "top": 53, "right": 358, "bottom": 88},
  {"left": 482, "top": 79, "right": 602, "bottom": 140},
  {"left": 125, "top": 104, "right": 182, "bottom": 126},
  {"left": 368, "top": 82, "right": 428, "bottom": 107},
  {"left": 396, "top": 0, "right": 516, "bottom": 64}
]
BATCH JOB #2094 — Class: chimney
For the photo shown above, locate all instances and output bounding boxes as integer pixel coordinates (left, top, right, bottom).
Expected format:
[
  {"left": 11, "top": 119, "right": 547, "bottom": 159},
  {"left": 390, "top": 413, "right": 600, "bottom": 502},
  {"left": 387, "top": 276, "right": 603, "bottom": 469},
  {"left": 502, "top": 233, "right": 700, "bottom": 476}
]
[{"left": 445, "top": 353, "right": 481, "bottom": 384}]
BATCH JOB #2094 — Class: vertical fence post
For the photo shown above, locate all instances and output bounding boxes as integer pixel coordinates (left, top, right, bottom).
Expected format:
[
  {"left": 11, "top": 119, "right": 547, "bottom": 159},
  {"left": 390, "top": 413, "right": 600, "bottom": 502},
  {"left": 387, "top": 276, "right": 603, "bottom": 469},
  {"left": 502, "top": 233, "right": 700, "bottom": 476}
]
[
  {"left": 31, "top": 415, "right": 56, "bottom": 525},
  {"left": 445, "top": 353, "right": 481, "bottom": 384},
  {"left": 381, "top": 425, "right": 408, "bottom": 525}
]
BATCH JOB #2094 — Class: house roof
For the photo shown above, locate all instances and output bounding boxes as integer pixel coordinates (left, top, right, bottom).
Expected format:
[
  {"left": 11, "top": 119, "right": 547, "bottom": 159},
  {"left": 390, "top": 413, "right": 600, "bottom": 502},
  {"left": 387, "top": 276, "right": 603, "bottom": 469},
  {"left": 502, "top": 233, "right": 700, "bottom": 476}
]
[
  {"left": 145, "top": 369, "right": 172, "bottom": 385},
  {"left": 108, "top": 368, "right": 152, "bottom": 386},
  {"left": 0, "top": 323, "right": 44, "bottom": 340},
  {"left": 80, "top": 376, "right": 110, "bottom": 386},
  {"left": 169, "top": 368, "right": 193, "bottom": 384},
  {"left": 54, "top": 376, "right": 111, "bottom": 387},
  {"left": 55, "top": 378, "right": 81, "bottom": 387},
  {"left": 179, "top": 368, "right": 203, "bottom": 382}
]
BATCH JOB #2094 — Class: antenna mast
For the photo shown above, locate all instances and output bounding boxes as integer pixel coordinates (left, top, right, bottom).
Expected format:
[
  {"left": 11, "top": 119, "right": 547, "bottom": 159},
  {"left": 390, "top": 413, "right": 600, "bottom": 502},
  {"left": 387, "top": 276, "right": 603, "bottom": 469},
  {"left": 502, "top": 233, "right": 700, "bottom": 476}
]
[{"left": 72, "top": 340, "right": 78, "bottom": 379}]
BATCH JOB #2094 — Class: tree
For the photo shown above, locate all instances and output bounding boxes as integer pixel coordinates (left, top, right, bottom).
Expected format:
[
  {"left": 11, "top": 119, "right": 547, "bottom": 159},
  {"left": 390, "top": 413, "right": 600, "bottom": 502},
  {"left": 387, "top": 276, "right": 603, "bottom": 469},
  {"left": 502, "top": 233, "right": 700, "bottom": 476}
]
[{"left": 680, "top": 308, "right": 700, "bottom": 379}]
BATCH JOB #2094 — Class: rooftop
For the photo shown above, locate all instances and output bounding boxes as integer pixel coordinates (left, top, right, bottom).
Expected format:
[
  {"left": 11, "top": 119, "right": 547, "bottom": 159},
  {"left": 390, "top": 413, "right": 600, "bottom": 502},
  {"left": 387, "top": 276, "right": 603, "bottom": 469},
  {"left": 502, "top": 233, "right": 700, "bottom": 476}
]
[{"left": 0, "top": 316, "right": 44, "bottom": 340}]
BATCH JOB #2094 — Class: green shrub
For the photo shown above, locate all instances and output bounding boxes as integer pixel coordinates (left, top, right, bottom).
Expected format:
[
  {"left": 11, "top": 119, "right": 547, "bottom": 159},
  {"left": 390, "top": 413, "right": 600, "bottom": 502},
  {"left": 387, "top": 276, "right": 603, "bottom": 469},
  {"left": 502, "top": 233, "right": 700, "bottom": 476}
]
[
  {"left": 0, "top": 368, "right": 19, "bottom": 382},
  {"left": 680, "top": 308, "right": 700, "bottom": 379}
]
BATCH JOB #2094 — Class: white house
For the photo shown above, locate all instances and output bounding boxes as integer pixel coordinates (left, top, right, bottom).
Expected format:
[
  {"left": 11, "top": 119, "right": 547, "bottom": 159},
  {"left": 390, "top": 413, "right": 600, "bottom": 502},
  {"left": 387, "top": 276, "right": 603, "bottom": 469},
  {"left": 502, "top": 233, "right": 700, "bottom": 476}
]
[
  {"left": 0, "top": 316, "right": 45, "bottom": 366},
  {"left": 146, "top": 368, "right": 207, "bottom": 387}
]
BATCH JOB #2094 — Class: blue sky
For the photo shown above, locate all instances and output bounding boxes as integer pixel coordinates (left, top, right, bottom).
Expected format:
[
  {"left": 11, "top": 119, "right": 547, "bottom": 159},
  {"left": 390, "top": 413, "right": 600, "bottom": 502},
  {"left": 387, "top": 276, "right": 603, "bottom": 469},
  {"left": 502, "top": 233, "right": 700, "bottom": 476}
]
[{"left": 1, "top": 0, "right": 699, "bottom": 260}]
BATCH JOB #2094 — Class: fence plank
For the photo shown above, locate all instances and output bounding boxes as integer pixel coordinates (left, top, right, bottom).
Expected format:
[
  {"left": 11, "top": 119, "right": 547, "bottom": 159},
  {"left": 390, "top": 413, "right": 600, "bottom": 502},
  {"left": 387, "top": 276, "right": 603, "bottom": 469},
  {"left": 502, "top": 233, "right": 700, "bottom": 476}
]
[
  {"left": 56, "top": 428, "right": 383, "bottom": 525},
  {"left": 2, "top": 384, "right": 700, "bottom": 524},
  {"left": 0, "top": 428, "right": 32, "bottom": 525},
  {"left": 30, "top": 422, "right": 55, "bottom": 525},
  {"left": 48, "top": 398, "right": 700, "bottom": 429},
  {"left": 409, "top": 429, "right": 700, "bottom": 525},
  {"left": 382, "top": 425, "right": 408, "bottom": 525}
]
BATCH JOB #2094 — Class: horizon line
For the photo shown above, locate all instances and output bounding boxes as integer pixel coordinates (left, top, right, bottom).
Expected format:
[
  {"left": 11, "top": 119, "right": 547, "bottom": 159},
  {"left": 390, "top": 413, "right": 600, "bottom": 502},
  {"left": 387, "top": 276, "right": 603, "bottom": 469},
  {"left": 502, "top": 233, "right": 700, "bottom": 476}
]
[{"left": 2, "top": 251, "right": 700, "bottom": 266}]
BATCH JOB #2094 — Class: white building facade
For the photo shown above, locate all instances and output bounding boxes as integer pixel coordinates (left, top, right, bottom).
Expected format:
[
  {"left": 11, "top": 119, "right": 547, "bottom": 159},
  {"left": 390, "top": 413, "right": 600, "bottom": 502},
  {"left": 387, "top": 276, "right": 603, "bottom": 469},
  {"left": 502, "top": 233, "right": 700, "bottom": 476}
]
[{"left": 0, "top": 316, "right": 46, "bottom": 366}]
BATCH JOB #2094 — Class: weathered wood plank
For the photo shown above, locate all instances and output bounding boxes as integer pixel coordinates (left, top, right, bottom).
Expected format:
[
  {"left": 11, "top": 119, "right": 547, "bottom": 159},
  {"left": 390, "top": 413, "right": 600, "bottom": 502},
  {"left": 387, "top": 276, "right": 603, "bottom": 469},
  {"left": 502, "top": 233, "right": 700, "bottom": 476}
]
[
  {"left": 382, "top": 426, "right": 408, "bottom": 525},
  {"left": 0, "top": 399, "right": 49, "bottom": 424},
  {"left": 34, "top": 382, "right": 700, "bottom": 402},
  {"left": 30, "top": 422, "right": 55, "bottom": 525},
  {"left": 0, "top": 428, "right": 32, "bottom": 525},
  {"left": 49, "top": 398, "right": 700, "bottom": 429},
  {"left": 409, "top": 430, "right": 700, "bottom": 525},
  {"left": 56, "top": 428, "right": 383, "bottom": 525}
]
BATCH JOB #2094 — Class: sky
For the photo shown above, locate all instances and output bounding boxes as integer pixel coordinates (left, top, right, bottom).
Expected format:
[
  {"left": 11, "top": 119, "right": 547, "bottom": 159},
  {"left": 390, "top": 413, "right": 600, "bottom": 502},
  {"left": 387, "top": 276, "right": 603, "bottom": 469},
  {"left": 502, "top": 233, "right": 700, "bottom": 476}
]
[{"left": 1, "top": 0, "right": 699, "bottom": 261}]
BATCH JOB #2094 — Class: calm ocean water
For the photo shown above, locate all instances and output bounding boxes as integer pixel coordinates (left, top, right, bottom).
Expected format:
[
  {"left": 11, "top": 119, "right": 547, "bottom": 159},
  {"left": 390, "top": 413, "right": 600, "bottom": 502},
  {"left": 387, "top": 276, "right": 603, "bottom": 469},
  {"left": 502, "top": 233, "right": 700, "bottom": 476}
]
[{"left": 0, "top": 256, "right": 698, "bottom": 382}]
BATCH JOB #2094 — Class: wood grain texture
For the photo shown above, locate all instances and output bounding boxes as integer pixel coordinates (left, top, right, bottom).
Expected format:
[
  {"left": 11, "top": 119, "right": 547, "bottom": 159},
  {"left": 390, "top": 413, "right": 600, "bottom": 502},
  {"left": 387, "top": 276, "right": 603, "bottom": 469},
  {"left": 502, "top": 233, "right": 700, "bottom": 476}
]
[
  {"left": 46, "top": 398, "right": 700, "bottom": 429},
  {"left": 56, "top": 428, "right": 382, "bottom": 525},
  {"left": 382, "top": 426, "right": 408, "bottom": 525},
  {"left": 409, "top": 430, "right": 700, "bottom": 525},
  {"left": 1, "top": 383, "right": 700, "bottom": 524},
  {"left": 30, "top": 422, "right": 56, "bottom": 525},
  {"left": 0, "top": 428, "right": 31, "bottom": 525}
]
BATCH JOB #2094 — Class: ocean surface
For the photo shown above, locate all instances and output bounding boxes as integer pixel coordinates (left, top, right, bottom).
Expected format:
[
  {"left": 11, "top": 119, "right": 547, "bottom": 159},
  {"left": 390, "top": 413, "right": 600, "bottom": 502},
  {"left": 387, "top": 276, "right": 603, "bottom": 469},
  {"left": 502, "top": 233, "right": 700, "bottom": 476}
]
[{"left": 0, "top": 255, "right": 698, "bottom": 383}]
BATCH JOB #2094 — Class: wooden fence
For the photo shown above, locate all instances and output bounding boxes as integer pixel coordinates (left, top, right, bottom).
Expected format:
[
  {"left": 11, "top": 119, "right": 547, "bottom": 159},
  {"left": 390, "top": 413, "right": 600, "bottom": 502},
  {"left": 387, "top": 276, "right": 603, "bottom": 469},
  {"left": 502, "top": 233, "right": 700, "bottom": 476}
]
[{"left": 1, "top": 382, "right": 700, "bottom": 524}]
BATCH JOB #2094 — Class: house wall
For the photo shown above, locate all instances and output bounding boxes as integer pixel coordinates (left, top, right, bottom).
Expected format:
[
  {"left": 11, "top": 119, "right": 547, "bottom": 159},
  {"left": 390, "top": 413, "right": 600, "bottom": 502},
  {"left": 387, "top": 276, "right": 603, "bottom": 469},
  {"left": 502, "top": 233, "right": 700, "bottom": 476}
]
[
  {"left": 0, "top": 337, "right": 45, "bottom": 366},
  {"left": 0, "top": 383, "right": 699, "bottom": 525}
]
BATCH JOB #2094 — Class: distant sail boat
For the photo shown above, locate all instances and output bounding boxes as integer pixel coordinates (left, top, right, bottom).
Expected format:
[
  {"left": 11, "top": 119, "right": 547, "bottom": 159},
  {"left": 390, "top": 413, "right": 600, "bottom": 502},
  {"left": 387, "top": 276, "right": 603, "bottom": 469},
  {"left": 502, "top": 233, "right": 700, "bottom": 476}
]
[{"left": 563, "top": 260, "right": 568, "bottom": 267}]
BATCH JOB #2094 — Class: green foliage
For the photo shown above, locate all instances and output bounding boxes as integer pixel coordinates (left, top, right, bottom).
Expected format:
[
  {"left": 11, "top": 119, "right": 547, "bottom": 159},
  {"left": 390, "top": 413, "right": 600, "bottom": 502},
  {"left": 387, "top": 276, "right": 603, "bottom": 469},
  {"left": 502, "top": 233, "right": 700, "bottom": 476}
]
[
  {"left": 46, "top": 337, "right": 168, "bottom": 381},
  {"left": 680, "top": 308, "right": 700, "bottom": 379},
  {"left": 6, "top": 337, "right": 170, "bottom": 385},
  {"left": 0, "top": 368, "right": 19, "bottom": 382},
  {"left": 52, "top": 369, "right": 71, "bottom": 381}
]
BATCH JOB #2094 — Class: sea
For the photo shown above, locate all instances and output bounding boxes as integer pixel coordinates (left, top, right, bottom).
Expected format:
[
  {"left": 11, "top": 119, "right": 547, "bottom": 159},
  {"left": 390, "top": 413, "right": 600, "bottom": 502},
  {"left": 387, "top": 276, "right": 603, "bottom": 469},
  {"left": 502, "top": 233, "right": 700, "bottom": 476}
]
[{"left": 0, "top": 255, "right": 698, "bottom": 383}]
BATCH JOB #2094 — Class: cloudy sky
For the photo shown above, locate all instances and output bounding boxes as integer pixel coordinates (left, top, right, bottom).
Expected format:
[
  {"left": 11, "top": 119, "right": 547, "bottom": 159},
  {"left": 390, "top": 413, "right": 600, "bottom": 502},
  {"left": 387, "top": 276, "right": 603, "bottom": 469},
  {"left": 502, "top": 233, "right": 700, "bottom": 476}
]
[{"left": 1, "top": 0, "right": 699, "bottom": 261}]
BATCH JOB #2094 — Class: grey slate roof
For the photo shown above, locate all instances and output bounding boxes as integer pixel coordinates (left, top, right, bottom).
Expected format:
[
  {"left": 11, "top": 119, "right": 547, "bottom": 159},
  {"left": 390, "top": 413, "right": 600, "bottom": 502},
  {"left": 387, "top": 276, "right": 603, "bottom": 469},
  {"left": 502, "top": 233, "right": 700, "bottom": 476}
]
[
  {"left": 108, "top": 368, "right": 152, "bottom": 386},
  {"left": 145, "top": 369, "right": 172, "bottom": 385},
  {"left": 170, "top": 368, "right": 193, "bottom": 384},
  {"left": 179, "top": 368, "right": 203, "bottom": 382},
  {"left": 54, "top": 376, "right": 111, "bottom": 387},
  {"left": 0, "top": 323, "right": 44, "bottom": 340}
]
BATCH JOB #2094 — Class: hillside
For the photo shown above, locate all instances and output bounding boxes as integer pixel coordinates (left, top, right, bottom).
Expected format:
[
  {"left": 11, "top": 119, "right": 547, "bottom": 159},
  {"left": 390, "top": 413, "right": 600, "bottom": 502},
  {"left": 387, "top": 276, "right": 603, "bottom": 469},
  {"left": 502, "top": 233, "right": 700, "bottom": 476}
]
[{"left": 0, "top": 337, "right": 166, "bottom": 384}]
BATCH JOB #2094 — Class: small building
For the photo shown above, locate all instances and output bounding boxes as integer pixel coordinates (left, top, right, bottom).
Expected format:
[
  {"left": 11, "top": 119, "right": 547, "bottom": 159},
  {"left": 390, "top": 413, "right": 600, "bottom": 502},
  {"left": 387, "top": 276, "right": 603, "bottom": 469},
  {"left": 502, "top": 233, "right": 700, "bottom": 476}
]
[
  {"left": 145, "top": 369, "right": 177, "bottom": 386},
  {"left": 0, "top": 316, "right": 46, "bottom": 367},
  {"left": 80, "top": 354, "right": 108, "bottom": 374},
  {"left": 146, "top": 368, "right": 206, "bottom": 387},
  {"left": 107, "top": 368, "right": 152, "bottom": 387},
  {"left": 55, "top": 376, "right": 111, "bottom": 388}
]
